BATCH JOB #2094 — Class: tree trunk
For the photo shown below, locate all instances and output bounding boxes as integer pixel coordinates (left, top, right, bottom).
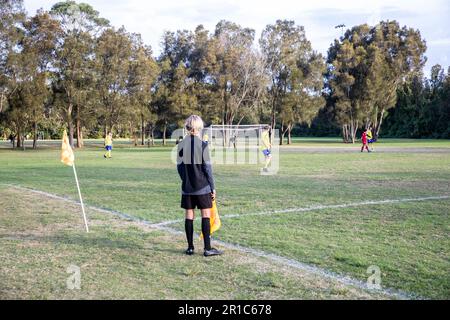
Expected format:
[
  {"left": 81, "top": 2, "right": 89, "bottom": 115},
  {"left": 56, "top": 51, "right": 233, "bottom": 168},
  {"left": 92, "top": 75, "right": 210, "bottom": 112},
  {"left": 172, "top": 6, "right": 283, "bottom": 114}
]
[
  {"left": 76, "top": 110, "right": 83, "bottom": 148},
  {"left": 141, "top": 115, "right": 145, "bottom": 146},
  {"left": 349, "top": 119, "right": 358, "bottom": 144},
  {"left": 67, "top": 103, "right": 74, "bottom": 148},
  {"left": 68, "top": 120, "right": 74, "bottom": 148},
  {"left": 280, "top": 122, "right": 285, "bottom": 146},
  {"left": 342, "top": 125, "right": 347, "bottom": 143},
  {"left": 109, "top": 119, "right": 114, "bottom": 136},
  {"left": 16, "top": 127, "right": 21, "bottom": 149},
  {"left": 0, "top": 92, "right": 4, "bottom": 113},
  {"left": 151, "top": 128, "right": 155, "bottom": 146},
  {"left": 149, "top": 127, "right": 155, "bottom": 147},
  {"left": 350, "top": 120, "right": 354, "bottom": 144},
  {"left": 287, "top": 125, "right": 292, "bottom": 145},
  {"left": 271, "top": 112, "right": 276, "bottom": 145},
  {"left": 162, "top": 123, "right": 167, "bottom": 146},
  {"left": 374, "top": 108, "right": 385, "bottom": 139},
  {"left": 33, "top": 121, "right": 37, "bottom": 149}
]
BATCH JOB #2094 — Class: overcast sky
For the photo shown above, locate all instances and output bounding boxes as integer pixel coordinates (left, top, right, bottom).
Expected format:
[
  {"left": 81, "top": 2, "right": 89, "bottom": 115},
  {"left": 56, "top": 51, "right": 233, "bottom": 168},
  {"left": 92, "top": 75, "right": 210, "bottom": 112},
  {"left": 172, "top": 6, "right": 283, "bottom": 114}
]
[{"left": 24, "top": 0, "right": 450, "bottom": 75}]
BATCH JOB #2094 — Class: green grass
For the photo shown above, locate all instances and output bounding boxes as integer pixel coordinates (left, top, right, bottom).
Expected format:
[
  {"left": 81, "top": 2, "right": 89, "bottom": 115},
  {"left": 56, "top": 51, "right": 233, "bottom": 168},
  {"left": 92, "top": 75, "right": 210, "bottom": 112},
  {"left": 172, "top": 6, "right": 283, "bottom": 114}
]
[
  {"left": 207, "top": 201, "right": 450, "bottom": 299},
  {"left": 287, "top": 137, "right": 450, "bottom": 147},
  {"left": 0, "top": 138, "right": 449, "bottom": 299},
  {"left": 0, "top": 186, "right": 385, "bottom": 299}
]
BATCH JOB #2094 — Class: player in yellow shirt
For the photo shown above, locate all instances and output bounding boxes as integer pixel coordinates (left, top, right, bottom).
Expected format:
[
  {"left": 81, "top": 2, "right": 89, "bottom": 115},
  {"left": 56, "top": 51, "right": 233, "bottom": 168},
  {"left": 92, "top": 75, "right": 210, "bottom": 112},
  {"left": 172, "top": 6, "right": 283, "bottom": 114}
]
[
  {"left": 367, "top": 127, "right": 375, "bottom": 151},
  {"left": 104, "top": 132, "right": 113, "bottom": 159},
  {"left": 261, "top": 126, "right": 272, "bottom": 172}
]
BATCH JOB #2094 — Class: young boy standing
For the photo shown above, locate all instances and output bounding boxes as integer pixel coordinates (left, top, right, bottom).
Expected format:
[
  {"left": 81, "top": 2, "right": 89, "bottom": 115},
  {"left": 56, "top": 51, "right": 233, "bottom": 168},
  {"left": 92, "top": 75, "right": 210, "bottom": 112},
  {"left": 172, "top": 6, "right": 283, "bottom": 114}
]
[
  {"left": 177, "top": 115, "right": 222, "bottom": 257},
  {"left": 104, "top": 132, "right": 113, "bottom": 158}
]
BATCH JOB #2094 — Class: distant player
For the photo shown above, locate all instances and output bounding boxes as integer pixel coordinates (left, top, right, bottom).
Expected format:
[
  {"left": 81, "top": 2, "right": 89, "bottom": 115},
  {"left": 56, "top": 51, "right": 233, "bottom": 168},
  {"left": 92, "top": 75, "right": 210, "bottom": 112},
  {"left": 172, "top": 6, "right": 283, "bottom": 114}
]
[
  {"left": 367, "top": 127, "right": 375, "bottom": 151},
  {"left": 261, "top": 125, "right": 272, "bottom": 172},
  {"left": 361, "top": 129, "right": 371, "bottom": 153},
  {"left": 177, "top": 115, "right": 222, "bottom": 257},
  {"left": 104, "top": 132, "right": 113, "bottom": 158}
]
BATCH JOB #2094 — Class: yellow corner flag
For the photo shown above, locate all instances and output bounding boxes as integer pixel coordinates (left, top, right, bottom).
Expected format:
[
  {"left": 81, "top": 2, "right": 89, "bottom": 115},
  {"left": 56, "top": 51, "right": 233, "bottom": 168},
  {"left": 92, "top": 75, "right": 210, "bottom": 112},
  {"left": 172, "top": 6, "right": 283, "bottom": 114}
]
[
  {"left": 200, "top": 199, "right": 221, "bottom": 239},
  {"left": 60, "top": 130, "right": 89, "bottom": 232},
  {"left": 61, "top": 130, "right": 74, "bottom": 166}
]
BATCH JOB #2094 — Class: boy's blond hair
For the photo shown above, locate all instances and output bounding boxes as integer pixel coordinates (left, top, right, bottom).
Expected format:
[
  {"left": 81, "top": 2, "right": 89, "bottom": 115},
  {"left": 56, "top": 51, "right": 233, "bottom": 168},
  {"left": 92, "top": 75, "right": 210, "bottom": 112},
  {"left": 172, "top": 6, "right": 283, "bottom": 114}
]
[{"left": 185, "top": 115, "right": 204, "bottom": 136}]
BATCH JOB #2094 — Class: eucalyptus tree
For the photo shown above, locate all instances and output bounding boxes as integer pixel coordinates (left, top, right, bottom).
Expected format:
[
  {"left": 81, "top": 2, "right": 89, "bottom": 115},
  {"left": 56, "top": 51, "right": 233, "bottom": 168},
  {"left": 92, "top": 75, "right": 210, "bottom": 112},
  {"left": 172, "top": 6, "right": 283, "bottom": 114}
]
[
  {"left": 24, "top": 11, "right": 61, "bottom": 148},
  {"left": 210, "top": 20, "right": 267, "bottom": 127},
  {"left": 260, "top": 20, "right": 325, "bottom": 144},
  {"left": 280, "top": 50, "right": 326, "bottom": 144},
  {"left": 50, "top": 1, "right": 109, "bottom": 147},
  {"left": 328, "top": 37, "right": 366, "bottom": 143},
  {"left": 127, "top": 33, "right": 159, "bottom": 145},
  {"left": 153, "top": 30, "right": 197, "bottom": 144},
  {"left": 0, "top": 0, "right": 26, "bottom": 146},
  {"left": 95, "top": 27, "right": 132, "bottom": 135},
  {"left": 328, "top": 21, "right": 426, "bottom": 142}
]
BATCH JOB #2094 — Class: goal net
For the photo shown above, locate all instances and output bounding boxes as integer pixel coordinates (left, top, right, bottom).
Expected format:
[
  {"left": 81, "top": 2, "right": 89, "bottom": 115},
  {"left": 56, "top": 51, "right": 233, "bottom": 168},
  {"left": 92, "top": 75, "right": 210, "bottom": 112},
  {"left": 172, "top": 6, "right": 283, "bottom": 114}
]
[{"left": 204, "top": 124, "right": 269, "bottom": 149}]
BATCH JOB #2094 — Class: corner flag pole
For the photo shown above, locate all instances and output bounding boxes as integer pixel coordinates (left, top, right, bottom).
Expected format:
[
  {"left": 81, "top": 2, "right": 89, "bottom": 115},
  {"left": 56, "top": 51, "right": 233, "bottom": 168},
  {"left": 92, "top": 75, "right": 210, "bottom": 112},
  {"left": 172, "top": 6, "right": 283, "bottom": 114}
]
[{"left": 72, "top": 164, "right": 89, "bottom": 233}]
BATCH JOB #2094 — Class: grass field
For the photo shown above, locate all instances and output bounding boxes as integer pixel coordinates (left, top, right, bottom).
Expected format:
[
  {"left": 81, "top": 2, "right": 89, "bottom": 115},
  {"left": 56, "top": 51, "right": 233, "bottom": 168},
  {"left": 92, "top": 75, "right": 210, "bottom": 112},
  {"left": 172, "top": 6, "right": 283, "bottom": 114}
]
[{"left": 0, "top": 138, "right": 449, "bottom": 299}]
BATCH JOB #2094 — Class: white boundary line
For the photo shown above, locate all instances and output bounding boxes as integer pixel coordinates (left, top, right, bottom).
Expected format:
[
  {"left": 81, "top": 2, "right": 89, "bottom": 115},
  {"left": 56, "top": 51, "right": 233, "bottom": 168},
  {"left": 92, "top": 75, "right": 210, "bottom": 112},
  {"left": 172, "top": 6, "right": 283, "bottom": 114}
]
[
  {"left": 153, "top": 195, "right": 450, "bottom": 227},
  {"left": 154, "top": 224, "right": 421, "bottom": 300},
  {"left": 220, "top": 195, "right": 450, "bottom": 219},
  {"left": 4, "top": 183, "right": 444, "bottom": 299}
]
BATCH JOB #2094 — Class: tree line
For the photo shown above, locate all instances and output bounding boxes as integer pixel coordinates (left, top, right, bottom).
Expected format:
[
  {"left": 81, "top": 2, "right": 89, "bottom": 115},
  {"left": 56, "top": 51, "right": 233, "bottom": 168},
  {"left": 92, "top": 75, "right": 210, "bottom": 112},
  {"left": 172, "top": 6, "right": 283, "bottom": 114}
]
[{"left": 0, "top": 0, "right": 448, "bottom": 149}]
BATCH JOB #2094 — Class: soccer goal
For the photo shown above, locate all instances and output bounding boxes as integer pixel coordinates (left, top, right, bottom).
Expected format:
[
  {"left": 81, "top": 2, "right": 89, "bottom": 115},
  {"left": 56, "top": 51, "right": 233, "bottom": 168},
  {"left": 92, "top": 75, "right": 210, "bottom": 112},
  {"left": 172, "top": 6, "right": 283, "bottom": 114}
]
[{"left": 204, "top": 124, "right": 269, "bottom": 149}]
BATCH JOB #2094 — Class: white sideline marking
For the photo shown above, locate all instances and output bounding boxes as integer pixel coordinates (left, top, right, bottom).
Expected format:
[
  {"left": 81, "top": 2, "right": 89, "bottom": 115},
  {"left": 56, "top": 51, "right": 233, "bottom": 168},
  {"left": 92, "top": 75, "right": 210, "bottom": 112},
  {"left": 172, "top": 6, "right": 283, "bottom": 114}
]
[
  {"left": 4, "top": 183, "right": 437, "bottom": 300},
  {"left": 220, "top": 195, "right": 450, "bottom": 219},
  {"left": 150, "top": 195, "right": 450, "bottom": 227},
  {"left": 150, "top": 224, "right": 418, "bottom": 300}
]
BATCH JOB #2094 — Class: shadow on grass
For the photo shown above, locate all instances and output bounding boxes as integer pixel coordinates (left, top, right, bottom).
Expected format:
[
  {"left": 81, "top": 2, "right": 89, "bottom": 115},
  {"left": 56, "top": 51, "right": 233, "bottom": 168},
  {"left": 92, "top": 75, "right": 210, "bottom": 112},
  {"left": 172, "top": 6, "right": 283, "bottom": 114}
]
[
  {"left": 1, "top": 232, "right": 187, "bottom": 257},
  {"left": 1, "top": 233, "right": 142, "bottom": 250}
]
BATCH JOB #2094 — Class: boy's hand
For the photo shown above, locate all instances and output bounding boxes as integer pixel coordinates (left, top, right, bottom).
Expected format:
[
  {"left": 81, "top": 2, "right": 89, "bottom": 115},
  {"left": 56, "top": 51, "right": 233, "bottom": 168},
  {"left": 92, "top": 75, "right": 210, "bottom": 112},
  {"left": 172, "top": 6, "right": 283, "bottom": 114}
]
[{"left": 211, "top": 190, "right": 216, "bottom": 201}]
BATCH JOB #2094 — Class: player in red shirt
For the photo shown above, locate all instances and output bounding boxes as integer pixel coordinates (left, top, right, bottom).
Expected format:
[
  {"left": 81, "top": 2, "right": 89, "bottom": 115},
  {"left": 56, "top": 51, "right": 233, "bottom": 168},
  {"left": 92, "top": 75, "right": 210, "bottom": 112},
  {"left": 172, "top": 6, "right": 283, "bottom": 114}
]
[{"left": 361, "top": 129, "right": 371, "bottom": 153}]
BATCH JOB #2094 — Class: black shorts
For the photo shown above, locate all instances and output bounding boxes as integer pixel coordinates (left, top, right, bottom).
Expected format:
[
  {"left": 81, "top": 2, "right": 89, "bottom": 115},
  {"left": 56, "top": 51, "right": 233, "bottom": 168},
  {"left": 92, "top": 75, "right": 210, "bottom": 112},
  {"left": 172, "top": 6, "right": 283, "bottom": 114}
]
[{"left": 181, "top": 193, "right": 212, "bottom": 210}]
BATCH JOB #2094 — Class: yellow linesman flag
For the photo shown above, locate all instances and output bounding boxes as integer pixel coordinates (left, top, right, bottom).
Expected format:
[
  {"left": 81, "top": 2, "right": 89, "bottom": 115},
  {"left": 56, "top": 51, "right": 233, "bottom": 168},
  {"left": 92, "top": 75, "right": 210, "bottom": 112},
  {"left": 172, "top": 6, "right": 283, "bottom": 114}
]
[
  {"left": 200, "top": 199, "right": 221, "bottom": 239},
  {"left": 61, "top": 130, "right": 74, "bottom": 166}
]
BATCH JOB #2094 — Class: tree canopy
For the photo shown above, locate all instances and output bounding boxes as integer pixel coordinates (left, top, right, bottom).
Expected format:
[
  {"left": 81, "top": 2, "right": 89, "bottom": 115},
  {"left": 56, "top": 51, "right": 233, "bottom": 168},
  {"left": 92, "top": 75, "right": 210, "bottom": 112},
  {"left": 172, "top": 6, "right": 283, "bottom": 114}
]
[{"left": 0, "top": 1, "right": 447, "bottom": 149}]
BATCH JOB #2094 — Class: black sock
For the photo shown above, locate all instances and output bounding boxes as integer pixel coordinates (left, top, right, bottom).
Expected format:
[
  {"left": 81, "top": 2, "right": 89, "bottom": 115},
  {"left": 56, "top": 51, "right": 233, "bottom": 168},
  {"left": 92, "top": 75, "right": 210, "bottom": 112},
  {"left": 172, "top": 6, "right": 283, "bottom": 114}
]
[
  {"left": 202, "top": 217, "right": 211, "bottom": 250},
  {"left": 185, "top": 219, "right": 194, "bottom": 249}
]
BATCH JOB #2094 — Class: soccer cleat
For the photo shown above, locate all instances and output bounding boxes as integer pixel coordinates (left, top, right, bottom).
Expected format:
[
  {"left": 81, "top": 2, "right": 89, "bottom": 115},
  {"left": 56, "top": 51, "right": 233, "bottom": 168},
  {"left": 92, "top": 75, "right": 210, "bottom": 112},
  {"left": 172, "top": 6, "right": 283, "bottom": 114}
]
[
  {"left": 263, "top": 168, "right": 269, "bottom": 173},
  {"left": 104, "top": 154, "right": 107, "bottom": 158},
  {"left": 203, "top": 248, "right": 223, "bottom": 257},
  {"left": 185, "top": 248, "right": 194, "bottom": 256}
]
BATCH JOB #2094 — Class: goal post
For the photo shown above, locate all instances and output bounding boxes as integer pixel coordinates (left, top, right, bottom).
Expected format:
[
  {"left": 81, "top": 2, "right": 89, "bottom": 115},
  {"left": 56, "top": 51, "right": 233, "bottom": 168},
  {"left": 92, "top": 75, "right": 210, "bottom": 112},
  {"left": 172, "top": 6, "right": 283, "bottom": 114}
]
[{"left": 205, "top": 124, "right": 269, "bottom": 149}]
